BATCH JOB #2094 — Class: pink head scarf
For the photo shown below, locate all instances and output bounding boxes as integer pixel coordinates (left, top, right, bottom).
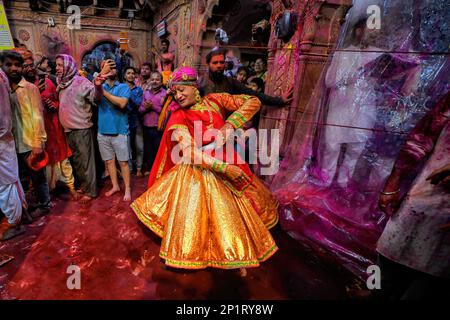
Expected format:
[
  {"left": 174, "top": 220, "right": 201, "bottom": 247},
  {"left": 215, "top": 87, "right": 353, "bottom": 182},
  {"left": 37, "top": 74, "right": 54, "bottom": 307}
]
[
  {"left": 167, "top": 66, "right": 198, "bottom": 91},
  {"left": 166, "top": 66, "right": 199, "bottom": 112},
  {"left": 158, "top": 66, "right": 200, "bottom": 129},
  {"left": 56, "top": 54, "right": 78, "bottom": 90}
]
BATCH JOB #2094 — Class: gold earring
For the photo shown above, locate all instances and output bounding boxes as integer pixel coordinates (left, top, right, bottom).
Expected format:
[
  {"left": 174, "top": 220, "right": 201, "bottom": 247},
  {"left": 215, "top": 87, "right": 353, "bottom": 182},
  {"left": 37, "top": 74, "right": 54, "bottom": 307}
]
[{"left": 195, "top": 89, "right": 202, "bottom": 103}]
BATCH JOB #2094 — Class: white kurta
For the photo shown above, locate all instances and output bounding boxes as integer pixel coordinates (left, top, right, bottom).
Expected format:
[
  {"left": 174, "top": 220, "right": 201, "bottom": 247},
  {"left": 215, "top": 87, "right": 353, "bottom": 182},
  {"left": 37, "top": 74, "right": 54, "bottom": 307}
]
[
  {"left": 324, "top": 45, "right": 382, "bottom": 144},
  {"left": 0, "top": 69, "right": 25, "bottom": 225},
  {"left": 377, "top": 122, "right": 450, "bottom": 278},
  {"left": 0, "top": 69, "right": 19, "bottom": 186}
]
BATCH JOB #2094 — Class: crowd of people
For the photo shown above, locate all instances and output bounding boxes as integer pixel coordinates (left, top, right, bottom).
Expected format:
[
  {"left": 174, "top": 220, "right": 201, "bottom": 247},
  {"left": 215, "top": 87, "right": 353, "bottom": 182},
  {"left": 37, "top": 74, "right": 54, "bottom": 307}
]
[{"left": 0, "top": 38, "right": 292, "bottom": 242}]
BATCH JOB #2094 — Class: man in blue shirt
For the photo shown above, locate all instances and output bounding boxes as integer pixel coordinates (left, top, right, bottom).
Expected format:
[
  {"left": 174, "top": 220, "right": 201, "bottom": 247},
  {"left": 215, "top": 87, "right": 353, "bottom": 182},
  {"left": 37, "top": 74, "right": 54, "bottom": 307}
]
[
  {"left": 97, "top": 59, "right": 132, "bottom": 201},
  {"left": 124, "top": 66, "right": 144, "bottom": 177}
]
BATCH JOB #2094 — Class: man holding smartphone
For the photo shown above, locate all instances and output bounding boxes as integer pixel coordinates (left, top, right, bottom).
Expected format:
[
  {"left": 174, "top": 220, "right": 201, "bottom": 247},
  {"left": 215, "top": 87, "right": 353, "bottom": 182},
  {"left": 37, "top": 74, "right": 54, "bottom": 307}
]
[
  {"left": 56, "top": 54, "right": 107, "bottom": 203},
  {"left": 97, "top": 59, "right": 132, "bottom": 201}
]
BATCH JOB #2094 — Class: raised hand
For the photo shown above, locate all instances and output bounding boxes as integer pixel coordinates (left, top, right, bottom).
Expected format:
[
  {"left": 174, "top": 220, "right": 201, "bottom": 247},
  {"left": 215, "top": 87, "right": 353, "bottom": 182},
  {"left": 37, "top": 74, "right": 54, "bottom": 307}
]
[
  {"left": 224, "top": 164, "right": 251, "bottom": 185},
  {"left": 281, "top": 86, "right": 294, "bottom": 104},
  {"left": 215, "top": 122, "right": 234, "bottom": 147},
  {"left": 100, "top": 59, "right": 116, "bottom": 77}
]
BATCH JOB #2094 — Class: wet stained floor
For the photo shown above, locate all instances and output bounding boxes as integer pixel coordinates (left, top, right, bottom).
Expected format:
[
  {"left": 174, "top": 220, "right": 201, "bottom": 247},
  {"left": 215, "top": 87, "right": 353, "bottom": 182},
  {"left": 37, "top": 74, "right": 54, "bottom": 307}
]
[{"left": 0, "top": 175, "right": 354, "bottom": 300}]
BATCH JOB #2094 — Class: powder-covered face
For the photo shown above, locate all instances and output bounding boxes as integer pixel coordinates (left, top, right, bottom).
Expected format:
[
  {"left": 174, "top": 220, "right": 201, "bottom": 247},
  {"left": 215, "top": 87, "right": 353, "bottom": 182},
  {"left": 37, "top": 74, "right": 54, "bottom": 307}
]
[
  {"left": 161, "top": 41, "right": 169, "bottom": 53},
  {"left": 55, "top": 57, "right": 64, "bottom": 78},
  {"left": 140, "top": 65, "right": 151, "bottom": 78},
  {"left": 22, "top": 58, "right": 37, "bottom": 80},
  {"left": 173, "top": 84, "right": 197, "bottom": 108},
  {"left": 3, "top": 57, "right": 23, "bottom": 83},
  {"left": 208, "top": 54, "right": 226, "bottom": 74},
  {"left": 150, "top": 72, "right": 163, "bottom": 90}
]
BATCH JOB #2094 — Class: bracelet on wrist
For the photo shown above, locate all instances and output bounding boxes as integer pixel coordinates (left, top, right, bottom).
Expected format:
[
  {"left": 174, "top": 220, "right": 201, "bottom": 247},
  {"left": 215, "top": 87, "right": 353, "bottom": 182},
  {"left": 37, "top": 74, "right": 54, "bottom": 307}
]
[
  {"left": 212, "top": 161, "right": 227, "bottom": 173},
  {"left": 380, "top": 189, "right": 400, "bottom": 196}
]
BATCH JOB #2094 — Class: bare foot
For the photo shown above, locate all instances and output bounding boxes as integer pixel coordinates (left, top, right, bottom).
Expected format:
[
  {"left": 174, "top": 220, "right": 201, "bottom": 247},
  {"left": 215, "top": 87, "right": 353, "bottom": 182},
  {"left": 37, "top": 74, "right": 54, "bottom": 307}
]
[
  {"left": 79, "top": 195, "right": 93, "bottom": 204},
  {"left": 239, "top": 268, "right": 247, "bottom": 278},
  {"left": 144, "top": 171, "right": 150, "bottom": 176},
  {"left": 70, "top": 190, "right": 80, "bottom": 201},
  {"left": 123, "top": 190, "right": 132, "bottom": 202},
  {"left": 105, "top": 187, "right": 120, "bottom": 197},
  {"left": 1, "top": 225, "right": 25, "bottom": 241},
  {"left": 136, "top": 169, "right": 143, "bottom": 177}
]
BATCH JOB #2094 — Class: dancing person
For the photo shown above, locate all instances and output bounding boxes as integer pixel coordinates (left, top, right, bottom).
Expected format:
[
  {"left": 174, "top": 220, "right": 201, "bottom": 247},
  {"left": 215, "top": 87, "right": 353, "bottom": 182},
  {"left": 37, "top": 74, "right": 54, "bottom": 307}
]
[{"left": 131, "top": 67, "right": 279, "bottom": 274}]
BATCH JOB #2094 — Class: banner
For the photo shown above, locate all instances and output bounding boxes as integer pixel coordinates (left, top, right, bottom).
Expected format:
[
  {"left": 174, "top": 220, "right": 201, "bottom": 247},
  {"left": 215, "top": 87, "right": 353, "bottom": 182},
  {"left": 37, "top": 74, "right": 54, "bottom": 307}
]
[{"left": 0, "top": 0, "right": 14, "bottom": 50}]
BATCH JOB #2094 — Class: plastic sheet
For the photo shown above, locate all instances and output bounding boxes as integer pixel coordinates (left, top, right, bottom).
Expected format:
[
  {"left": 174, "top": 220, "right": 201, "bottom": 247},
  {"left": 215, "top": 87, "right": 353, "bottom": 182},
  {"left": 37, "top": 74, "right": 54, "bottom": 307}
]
[{"left": 270, "top": 0, "right": 450, "bottom": 279}]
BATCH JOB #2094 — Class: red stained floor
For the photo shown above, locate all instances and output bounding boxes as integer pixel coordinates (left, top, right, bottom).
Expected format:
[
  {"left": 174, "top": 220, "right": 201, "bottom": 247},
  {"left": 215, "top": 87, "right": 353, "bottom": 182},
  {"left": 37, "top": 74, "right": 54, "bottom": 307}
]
[{"left": 0, "top": 176, "right": 355, "bottom": 300}]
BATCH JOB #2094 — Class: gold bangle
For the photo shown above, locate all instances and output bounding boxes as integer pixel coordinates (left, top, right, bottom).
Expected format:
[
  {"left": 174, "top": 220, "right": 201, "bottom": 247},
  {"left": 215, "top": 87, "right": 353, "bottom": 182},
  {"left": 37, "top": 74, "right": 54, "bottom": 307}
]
[{"left": 212, "top": 161, "right": 226, "bottom": 173}]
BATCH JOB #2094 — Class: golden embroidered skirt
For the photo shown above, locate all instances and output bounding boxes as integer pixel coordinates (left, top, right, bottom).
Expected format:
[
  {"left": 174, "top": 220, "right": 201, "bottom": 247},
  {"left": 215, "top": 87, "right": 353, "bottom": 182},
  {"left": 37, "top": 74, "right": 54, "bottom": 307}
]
[{"left": 131, "top": 164, "right": 279, "bottom": 269}]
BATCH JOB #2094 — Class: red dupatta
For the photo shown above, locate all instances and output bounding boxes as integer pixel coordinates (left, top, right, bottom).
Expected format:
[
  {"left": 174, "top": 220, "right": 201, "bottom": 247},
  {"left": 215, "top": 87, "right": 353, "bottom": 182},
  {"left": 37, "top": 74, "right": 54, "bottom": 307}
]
[{"left": 147, "top": 95, "right": 253, "bottom": 196}]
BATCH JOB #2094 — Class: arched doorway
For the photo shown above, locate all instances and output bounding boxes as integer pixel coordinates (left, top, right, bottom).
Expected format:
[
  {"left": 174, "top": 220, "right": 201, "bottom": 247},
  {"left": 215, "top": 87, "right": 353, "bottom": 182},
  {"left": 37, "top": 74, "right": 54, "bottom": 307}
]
[{"left": 81, "top": 41, "right": 134, "bottom": 80}]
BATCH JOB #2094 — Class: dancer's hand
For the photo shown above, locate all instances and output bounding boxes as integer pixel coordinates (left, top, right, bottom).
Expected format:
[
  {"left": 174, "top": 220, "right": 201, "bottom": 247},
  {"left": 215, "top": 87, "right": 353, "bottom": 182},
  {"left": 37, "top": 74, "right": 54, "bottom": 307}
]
[
  {"left": 216, "top": 123, "right": 234, "bottom": 147},
  {"left": 225, "top": 165, "right": 251, "bottom": 185}
]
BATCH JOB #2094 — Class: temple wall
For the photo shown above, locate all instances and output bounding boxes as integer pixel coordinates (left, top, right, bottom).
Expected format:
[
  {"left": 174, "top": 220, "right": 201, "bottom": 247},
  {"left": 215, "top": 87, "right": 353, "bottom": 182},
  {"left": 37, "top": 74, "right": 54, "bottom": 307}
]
[
  {"left": 5, "top": 0, "right": 152, "bottom": 67},
  {"left": 260, "top": 0, "right": 352, "bottom": 158}
]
